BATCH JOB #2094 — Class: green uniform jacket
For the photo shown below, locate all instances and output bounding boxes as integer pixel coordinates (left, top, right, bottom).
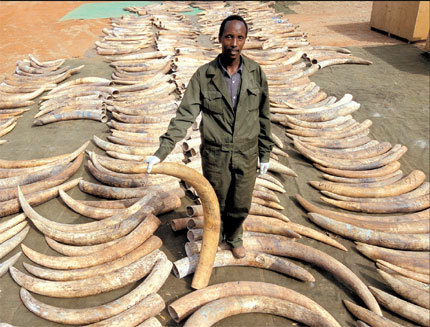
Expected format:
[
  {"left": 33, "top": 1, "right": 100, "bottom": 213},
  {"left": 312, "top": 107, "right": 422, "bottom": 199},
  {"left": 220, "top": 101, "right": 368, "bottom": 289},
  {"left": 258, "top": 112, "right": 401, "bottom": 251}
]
[{"left": 154, "top": 54, "right": 274, "bottom": 162}]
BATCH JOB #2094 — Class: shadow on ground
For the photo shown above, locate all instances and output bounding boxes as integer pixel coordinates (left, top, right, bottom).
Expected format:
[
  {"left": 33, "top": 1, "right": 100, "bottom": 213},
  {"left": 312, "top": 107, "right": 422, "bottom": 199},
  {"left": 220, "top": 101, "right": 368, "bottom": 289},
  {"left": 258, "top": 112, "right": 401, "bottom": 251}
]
[{"left": 363, "top": 44, "right": 430, "bottom": 75}]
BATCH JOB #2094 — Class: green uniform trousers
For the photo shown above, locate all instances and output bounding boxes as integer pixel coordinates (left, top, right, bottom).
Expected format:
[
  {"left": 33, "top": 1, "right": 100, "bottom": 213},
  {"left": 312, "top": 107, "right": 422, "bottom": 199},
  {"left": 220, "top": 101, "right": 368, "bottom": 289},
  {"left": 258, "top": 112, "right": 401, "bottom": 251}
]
[{"left": 201, "top": 139, "right": 258, "bottom": 248}]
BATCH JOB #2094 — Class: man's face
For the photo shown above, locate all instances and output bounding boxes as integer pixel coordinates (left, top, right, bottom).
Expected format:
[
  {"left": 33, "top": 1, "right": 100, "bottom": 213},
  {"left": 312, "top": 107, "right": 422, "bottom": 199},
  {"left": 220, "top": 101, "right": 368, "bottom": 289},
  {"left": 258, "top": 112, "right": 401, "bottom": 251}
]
[{"left": 219, "top": 20, "right": 246, "bottom": 61}]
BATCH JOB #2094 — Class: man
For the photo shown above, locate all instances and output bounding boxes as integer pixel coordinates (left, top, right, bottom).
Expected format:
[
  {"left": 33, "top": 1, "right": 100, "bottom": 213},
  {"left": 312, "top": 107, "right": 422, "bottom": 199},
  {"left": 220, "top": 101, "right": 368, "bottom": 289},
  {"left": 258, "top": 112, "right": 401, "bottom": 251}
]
[{"left": 145, "top": 15, "right": 274, "bottom": 258}]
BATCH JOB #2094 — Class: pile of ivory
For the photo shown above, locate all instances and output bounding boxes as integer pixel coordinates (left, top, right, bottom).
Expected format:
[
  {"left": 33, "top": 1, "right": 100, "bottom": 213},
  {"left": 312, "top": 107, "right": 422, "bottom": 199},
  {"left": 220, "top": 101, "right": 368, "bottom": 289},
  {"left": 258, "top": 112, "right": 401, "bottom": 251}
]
[
  {"left": 82, "top": 151, "right": 184, "bottom": 201},
  {"left": 364, "top": 264, "right": 429, "bottom": 326},
  {"left": 182, "top": 228, "right": 382, "bottom": 316},
  {"left": 0, "top": 214, "right": 26, "bottom": 277},
  {"left": 8, "top": 185, "right": 172, "bottom": 326},
  {"left": 0, "top": 141, "right": 88, "bottom": 218},
  {"left": 297, "top": 193, "right": 430, "bottom": 247},
  {"left": 343, "top": 268, "right": 429, "bottom": 326},
  {"left": 296, "top": 194, "right": 429, "bottom": 251},
  {"left": 168, "top": 281, "right": 342, "bottom": 327},
  {"left": 181, "top": 205, "right": 346, "bottom": 251},
  {"left": 96, "top": 15, "right": 154, "bottom": 56},
  {"left": 33, "top": 77, "right": 112, "bottom": 125},
  {"left": 0, "top": 54, "right": 83, "bottom": 142},
  {"left": 91, "top": 12, "right": 184, "bottom": 162},
  {"left": 285, "top": 95, "right": 429, "bottom": 249},
  {"left": 171, "top": 210, "right": 349, "bottom": 282},
  {"left": 153, "top": 9, "right": 200, "bottom": 54},
  {"left": 0, "top": 54, "right": 82, "bottom": 110}
]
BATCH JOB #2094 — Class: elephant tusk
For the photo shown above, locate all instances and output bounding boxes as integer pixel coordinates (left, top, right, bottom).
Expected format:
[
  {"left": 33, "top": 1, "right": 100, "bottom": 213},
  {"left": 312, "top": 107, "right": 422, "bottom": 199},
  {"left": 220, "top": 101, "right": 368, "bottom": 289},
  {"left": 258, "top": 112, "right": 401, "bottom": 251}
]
[
  {"left": 183, "top": 295, "right": 333, "bottom": 327},
  {"left": 20, "top": 214, "right": 160, "bottom": 269},
  {"left": 369, "top": 286, "right": 430, "bottom": 326},
  {"left": 355, "top": 242, "right": 429, "bottom": 274},
  {"left": 85, "top": 160, "right": 220, "bottom": 290}
]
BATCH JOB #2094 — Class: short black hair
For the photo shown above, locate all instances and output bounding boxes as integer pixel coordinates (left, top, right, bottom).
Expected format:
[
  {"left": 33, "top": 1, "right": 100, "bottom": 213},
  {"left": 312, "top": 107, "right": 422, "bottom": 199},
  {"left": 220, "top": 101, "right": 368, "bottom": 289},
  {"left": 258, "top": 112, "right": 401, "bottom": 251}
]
[{"left": 218, "top": 15, "right": 248, "bottom": 39}]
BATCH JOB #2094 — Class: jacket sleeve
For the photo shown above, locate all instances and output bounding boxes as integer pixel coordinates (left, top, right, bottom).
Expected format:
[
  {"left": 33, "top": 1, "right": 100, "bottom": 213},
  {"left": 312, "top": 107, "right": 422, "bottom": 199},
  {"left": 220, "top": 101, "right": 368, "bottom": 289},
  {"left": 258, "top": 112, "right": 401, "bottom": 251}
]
[
  {"left": 154, "top": 70, "right": 202, "bottom": 161},
  {"left": 258, "top": 67, "right": 274, "bottom": 163}
]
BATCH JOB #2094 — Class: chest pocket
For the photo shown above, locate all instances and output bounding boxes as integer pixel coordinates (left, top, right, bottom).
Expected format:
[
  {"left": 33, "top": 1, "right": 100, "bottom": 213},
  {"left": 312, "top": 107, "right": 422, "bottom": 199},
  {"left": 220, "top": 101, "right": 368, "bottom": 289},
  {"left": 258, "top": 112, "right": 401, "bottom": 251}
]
[
  {"left": 247, "top": 87, "right": 259, "bottom": 111},
  {"left": 202, "top": 90, "right": 223, "bottom": 114}
]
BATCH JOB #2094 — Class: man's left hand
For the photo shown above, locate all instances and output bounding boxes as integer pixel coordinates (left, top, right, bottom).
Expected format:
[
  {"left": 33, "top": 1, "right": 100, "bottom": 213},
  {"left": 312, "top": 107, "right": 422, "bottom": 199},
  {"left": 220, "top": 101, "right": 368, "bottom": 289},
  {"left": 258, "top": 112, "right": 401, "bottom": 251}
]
[{"left": 259, "top": 162, "right": 270, "bottom": 175}]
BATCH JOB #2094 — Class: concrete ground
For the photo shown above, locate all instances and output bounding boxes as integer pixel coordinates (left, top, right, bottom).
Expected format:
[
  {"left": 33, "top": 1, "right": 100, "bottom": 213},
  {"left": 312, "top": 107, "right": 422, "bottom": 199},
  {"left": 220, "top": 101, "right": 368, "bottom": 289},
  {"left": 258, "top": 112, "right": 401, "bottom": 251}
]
[{"left": 0, "top": 2, "right": 429, "bottom": 327}]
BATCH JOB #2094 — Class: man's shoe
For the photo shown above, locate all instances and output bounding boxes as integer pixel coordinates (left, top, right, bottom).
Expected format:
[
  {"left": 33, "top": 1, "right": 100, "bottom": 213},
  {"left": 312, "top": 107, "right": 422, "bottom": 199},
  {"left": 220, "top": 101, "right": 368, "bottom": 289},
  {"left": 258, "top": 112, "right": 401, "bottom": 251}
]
[{"left": 231, "top": 246, "right": 246, "bottom": 259}]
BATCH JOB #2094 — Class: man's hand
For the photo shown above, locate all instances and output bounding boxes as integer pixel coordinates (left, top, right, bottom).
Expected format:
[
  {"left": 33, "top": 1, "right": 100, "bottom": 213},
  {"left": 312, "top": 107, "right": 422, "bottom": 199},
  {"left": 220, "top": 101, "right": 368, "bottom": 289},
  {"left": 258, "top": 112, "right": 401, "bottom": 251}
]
[
  {"left": 144, "top": 156, "right": 161, "bottom": 173},
  {"left": 259, "top": 162, "right": 270, "bottom": 175}
]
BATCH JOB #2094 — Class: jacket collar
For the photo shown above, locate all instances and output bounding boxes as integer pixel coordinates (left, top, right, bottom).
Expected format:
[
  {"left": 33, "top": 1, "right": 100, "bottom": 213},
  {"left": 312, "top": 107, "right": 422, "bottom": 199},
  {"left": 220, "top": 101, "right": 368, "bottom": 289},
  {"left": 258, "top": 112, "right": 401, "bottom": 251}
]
[{"left": 206, "top": 54, "right": 256, "bottom": 110}]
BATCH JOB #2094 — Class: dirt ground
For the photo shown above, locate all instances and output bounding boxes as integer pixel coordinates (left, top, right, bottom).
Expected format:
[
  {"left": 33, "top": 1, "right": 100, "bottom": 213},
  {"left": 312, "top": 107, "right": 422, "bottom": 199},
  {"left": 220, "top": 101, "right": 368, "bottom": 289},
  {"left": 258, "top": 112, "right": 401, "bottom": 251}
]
[
  {"left": 0, "top": 2, "right": 429, "bottom": 327},
  {"left": 0, "top": 1, "right": 426, "bottom": 79}
]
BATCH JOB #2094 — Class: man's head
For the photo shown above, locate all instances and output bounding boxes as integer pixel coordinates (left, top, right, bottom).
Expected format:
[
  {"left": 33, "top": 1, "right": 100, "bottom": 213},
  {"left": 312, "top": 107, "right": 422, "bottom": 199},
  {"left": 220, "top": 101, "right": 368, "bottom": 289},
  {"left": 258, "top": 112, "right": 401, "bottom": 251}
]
[{"left": 218, "top": 15, "right": 248, "bottom": 62}]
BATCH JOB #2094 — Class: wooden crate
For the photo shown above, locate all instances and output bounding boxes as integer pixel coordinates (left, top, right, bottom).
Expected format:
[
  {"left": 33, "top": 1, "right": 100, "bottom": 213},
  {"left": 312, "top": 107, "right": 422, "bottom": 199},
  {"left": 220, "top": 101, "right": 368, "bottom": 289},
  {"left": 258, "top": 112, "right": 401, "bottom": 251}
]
[{"left": 370, "top": 1, "right": 429, "bottom": 42}]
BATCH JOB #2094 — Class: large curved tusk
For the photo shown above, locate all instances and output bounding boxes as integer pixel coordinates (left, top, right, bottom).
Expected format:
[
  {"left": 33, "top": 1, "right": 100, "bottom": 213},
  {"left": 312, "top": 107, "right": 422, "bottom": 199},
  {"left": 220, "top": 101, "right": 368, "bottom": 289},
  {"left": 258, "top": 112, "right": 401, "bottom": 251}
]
[
  {"left": 287, "top": 118, "right": 357, "bottom": 136},
  {"left": 183, "top": 295, "right": 333, "bottom": 327},
  {"left": 321, "top": 170, "right": 403, "bottom": 184},
  {"left": 298, "top": 142, "right": 407, "bottom": 170},
  {"left": 92, "top": 135, "right": 158, "bottom": 156},
  {"left": 320, "top": 193, "right": 429, "bottom": 214},
  {"left": 47, "top": 77, "right": 112, "bottom": 95},
  {"left": 0, "top": 226, "right": 29, "bottom": 260},
  {"left": 0, "top": 251, "right": 22, "bottom": 277},
  {"left": 296, "top": 194, "right": 429, "bottom": 223},
  {"left": 0, "top": 140, "right": 89, "bottom": 169},
  {"left": 188, "top": 215, "right": 347, "bottom": 251},
  {"left": 264, "top": 158, "right": 297, "bottom": 177},
  {"left": 355, "top": 242, "right": 429, "bottom": 274},
  {"left": 377, "top": 269, "right": 430, "bottom": 309},
  {"left": 0, "top": 221, "right": 27, "bottom": 244},
  {"left": 28, "top": 54, "right": 65, "bottom": 68},
  {"left": 18, "top": 185, "right": 156, "bottom": 233},
  {"left": 187, "top": 234, "right": 381, "bottom": 314},
  {"left": 0, "top": 85, "right": 46, "bottom": 102},
  {"left": 307, "top": 212, "right": 429, "bottom": 250},
  {"left": 251, "top": 234, "right": 381, "bottom": 314},
  {"left": 376, "top": 260, "right": 430, "bottom": 284},
  {"left": 0, "top": 161, "right": 67, "bottom": 189},
  {"left": 0, "top": 100, "right": 34, "bottom": 109},
  {"left": 20, "top": 253, "right": 170, "bottom": 325},
  {"left": 321, "top": 182, "right": 429, "bottom": 201},
  {"left": 88, "top": 160, "right": 220, "bottom": 290},
  {"left": 21, "top": 214, "right": 160, "bottom": 269},
  {"left": 33, "top": 110, "right": 106, "bottom": 125},
  {"left": 289, "top": 119, "right": 372, "bottom": 141},
  {"left": 343, "top": 300, "right": 403, "bottom": 327},
  {"left": 369, "top": 286, "right": 429, "bottom": 326},
  {"left": 0, "top": 214, "right": 26, "bottom": 233},
  {"left": 0, "top": 152, "right": 84, "bottom": 202},
  {"left": 78, "top": 179, "right": 181, "bottom": 199},
  {"left": 309, "top": 170, "right": 426, "bottom": 197},
  {"left": 173, "top": 250, "right": 314, "bottom": 282},
  {"left": 284, "top": 114, "right": 351, "bottom": 129},
  {"left": 314, "top": 161, "right": 401, "bottom": 178},
  {"left": 10, "top": 249, "right": 165, "bottom": 298},
  {"left": 288, "top": 100, "right": 360, "bottom": 122},
  {"left": 297, "top": 140, "right": 390, "bottom": 159},
  {"left": 23, "top": 235, "right": 161, "bottom": 281},
  {"left": 252, "top": 215, "right": 347, "bottom": 250},
  {"left": 318, "top": 57, "right": 372, "bottom": 68},
  {"left": 45, "top": 235, "right": 122, "bottom": 256},
  {"left": 83, "top": 293, "right": 165, "bottom": 327},
  {"left": 168, "top": 281, "right": 340, "bottom": 326},
  {"left": 0, "top": 178, "right": 81, "bottom": 218}
]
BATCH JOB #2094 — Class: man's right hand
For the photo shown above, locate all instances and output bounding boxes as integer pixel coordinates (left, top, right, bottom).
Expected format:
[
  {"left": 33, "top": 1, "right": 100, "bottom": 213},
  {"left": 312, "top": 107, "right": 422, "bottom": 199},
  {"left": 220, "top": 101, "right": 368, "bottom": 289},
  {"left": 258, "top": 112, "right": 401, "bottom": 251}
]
[{"left": 144, "top": 156, "right": 161, "bottom": 173}]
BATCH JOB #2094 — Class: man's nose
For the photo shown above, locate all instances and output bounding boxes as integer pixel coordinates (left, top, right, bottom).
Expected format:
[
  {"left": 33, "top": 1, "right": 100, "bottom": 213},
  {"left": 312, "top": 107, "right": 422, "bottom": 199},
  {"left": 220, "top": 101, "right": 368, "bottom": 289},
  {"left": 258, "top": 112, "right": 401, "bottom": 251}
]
[{"left": 232, "top": 37, "right": 237, "bottom": 47}]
